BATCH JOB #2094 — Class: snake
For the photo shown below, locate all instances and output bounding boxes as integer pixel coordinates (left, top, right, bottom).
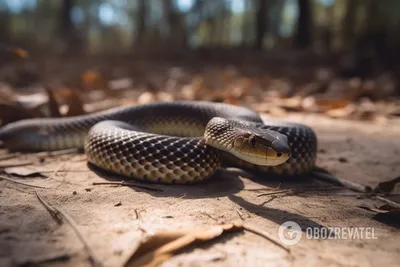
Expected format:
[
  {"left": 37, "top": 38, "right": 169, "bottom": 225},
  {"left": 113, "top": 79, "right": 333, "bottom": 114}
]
[{"left": 0, "top": 101, "right": 317, "bottom": 184}]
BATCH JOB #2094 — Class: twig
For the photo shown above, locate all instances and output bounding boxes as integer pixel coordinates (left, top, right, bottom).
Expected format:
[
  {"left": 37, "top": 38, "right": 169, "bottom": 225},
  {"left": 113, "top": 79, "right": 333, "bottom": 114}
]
[
  {"left": 375, "top": 196, "right": 400, "bottom": 209},
  {"left": 19, "top": 252, "right": 73, "bottom": 266},
  {"left": 44, "top": 164, "right": 65, "bottom": 180},
  {"left": 35, "top": 189, "right": 62, "bottom": 222},
  {"left": 36, "top": 148, "right": 80, "bottom": 157},
  {"left": 35, "top": 190, "right": 102, "bottom": 267},
  {"left": 0, "top": 153, "right": 21, "bottom": 161},
  {"left": 40, "top": 169, "right": 89, "bottom": 173},
  {"left": 257, "top": 189, "right": 292, "bottom": 197},
  {"left": 260, "top": 195, "right": 279, "bottom": 206},
  {"left": 201, "top": 211, "right": 218, "bottom": 221},
  {"left": 0, "top": 175, "right": 47, "bottom": 189},
  {"left": 235, "top": 208, "right": 244, "bottom": 221},
  {"left": 92, "top": 181, "right": 163, "bottom": 192},
  {"left": 243, "top": 224, "right": 290, "bottom": 253},
  {"left": 0, "top": 161, "right": 33, "bottom": 168},
  {"left": 244, "top": 183, "right": 282, "bottom": 192},
  {"left": 134, "top": 209, "right": 140, "bottom": 220},
  {"left": 312, "top": 171, "right": 372, "bottom": 193}
]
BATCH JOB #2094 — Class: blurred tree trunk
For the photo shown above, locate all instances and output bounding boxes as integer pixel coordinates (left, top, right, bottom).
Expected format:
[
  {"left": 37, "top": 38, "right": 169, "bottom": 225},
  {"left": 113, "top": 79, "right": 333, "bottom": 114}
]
[
  {"left": 241, "top": 0, "right": 250, "bottom": 46},
  {"left": 135, "top": 0, "right": 147, "bottom": 46},
  {"left": 0, "top": 10, "right": 11, "bottom": 44},
  {"left": 295, "top": 0, "right": 312, "bottom": 49},
  {"left": 162, "top": 0, "right": 187, "bottom": 49},
  {"left": 342, "top": 0, "right": 357, "bottom": 48},
  {"left": 254, "top": 0, "right": 267, "bottom": 50},
  {"left": 59, "top": 0, "right": 81, "bottom": 53}
]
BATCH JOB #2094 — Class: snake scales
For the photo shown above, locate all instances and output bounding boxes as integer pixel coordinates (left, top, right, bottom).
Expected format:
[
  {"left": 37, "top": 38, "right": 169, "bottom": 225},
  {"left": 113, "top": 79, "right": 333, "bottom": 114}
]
[{"left": 0, "top": 101, "right": 317, "bottom": 184}]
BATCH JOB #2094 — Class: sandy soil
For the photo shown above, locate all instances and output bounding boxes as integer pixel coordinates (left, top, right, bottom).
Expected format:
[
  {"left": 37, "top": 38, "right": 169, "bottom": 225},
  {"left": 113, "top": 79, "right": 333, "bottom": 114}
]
[{"left": 0, "top": 113, "right": 399, "bottom": 267}]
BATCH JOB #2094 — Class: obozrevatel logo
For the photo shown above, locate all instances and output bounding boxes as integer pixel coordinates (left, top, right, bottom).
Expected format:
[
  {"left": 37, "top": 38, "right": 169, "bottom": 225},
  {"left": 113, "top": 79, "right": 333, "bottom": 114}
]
[{"left": 278, "top": 221, "right": 302, "bottom": 245}]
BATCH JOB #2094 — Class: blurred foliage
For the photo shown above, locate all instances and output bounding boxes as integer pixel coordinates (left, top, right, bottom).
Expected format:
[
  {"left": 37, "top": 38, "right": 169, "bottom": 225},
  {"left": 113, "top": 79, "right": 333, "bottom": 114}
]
[
  {"left": 1, "top": 0, "right": 400, "bottom": 127},
  {"left": 0, "top": 0, "right": 399, "bottom": 60}
]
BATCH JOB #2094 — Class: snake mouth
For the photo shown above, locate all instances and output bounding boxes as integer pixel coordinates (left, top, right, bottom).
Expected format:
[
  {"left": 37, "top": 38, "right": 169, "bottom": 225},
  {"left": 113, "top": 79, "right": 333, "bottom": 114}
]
[
  {"left": 228, "top": 139, "right": 291, "bottom": 166},
  {"left": 227, "top": 146, "right": 291, "bottom": 166}
]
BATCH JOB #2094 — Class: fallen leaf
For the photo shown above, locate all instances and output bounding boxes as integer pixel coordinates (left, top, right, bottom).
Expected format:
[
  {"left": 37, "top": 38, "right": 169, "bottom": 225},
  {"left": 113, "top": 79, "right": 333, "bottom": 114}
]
[
  {"left": 278, "top": 96, "right": 303, "bottom": 111},
  {"left": 137, "top": 92, "right": 157, "bottom": 105},
  {"left": 374, "top": 176, "right": 400, "bottom": 194},
  {"left": 0, "top": 44, "right": 29, "bottom": 58},
  {"left": 11, "top": 47, "right": 29, "bottom": 58},
  {"left": 56, "top": 88, "right": 85, "bottom": 116},
  {"left": 156, "top": 92, "right": 174, "bottom": 102},
  {"left": 325, "top": 106, "right": 355, "bottom": 119},
  {"left": 81, "top": 70, "right": 106, "bottom": 91},
  {"left": 109, "top": 78, "right": 133, "bottom": 91},
  {"left": 4, "top": 165, "right": 47, "bottom": 177},
  {"left": 43, "top": 86, "right": 62, "bottom": 117},
  {"left": 124, "top": 222, "right": 244, "bottom": 267},
  {"left": 374, "top": 209, "right": 400, "bottom": 226},
  {"left": 315, "top": 98, "right": 350, "bottom": 112},
  {"left": 357, "top": 205, "right": 389, "bottom": 213}
]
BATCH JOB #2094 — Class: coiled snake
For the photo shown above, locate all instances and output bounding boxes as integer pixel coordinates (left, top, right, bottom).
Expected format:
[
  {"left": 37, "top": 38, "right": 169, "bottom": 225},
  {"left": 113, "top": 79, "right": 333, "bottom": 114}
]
[{"left": 0, "top": 101, "right": 317, "bottom": 183}]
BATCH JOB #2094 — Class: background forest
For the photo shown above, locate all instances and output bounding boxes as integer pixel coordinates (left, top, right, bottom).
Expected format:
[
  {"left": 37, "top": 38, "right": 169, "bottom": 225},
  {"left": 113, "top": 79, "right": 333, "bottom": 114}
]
[
  {"left": 1, "top": 0, "right": 400, "bottom": 123},
  {"left": 2, "top": 0, "right": 400, "bottom": 64},
  {"left": 0, "top": 0, "right": 400, "bottom": 54}
]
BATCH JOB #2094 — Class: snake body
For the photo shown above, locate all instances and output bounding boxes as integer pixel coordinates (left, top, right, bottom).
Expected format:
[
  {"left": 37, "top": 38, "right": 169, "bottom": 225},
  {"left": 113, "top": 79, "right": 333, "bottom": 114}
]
[{"left": 0, "top": 101, "right": 317, "bottom": 183}]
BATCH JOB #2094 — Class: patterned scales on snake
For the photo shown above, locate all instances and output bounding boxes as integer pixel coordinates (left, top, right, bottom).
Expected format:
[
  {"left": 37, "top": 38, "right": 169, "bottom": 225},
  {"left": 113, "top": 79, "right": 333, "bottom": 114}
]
[{"left": 0, "top": 101, "right": 317, "bottom": 184}]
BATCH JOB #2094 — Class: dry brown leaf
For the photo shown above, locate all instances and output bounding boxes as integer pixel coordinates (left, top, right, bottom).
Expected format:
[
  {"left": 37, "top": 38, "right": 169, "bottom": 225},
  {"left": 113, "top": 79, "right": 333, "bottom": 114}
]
[
  {"left": 252, "top": 103, "right": 288, "bottom": 116},
  {"left": 278, "top": 96, "right": 303, "bottom": 111},
  {"left": 43, "top": 86, "right": 62, "bottom": 117},
  {"left": 374, "top": 176, "right": 400, "bottom": 194},
  {"left": 55, "top": 88, "right": 85, "bottom": 116},
  {"left": 374, "top": 209, "right": 400, "bottom": 225},
  {"left": 124, "top": 222, "right": 243, "bottom": 267},
  {"left": 4, "top": 165, "right": 47, "bottom": 177},
  {"left": 108, "top": 78, "right": 133, "bottom": 91},
  {"left": 357, "top": 205, "right": 390, "bottom": 214},
  {"left": 156, "top": 92, "right": 174, "bottom": 102},
  {"left": 314, "top": 98, "right": 350, "bottom": 112},
  {"left": 81, "top": 70, "right": 106, "bottom": 91},
  {"left": 325, "top": 107, "right": 355, "bottom": 119},
  {"left": 12, "top": 47, "right": 29, "bottom": 58},
  {"left": 137, "top": 92, "right": 157, "bottom": 105},
  {"left": 223, "top": 98, "right": 240, "bottom": 106},
  {"left": 358, "top": 205, "right": 400, "bottom": 225},
  {"left": 0, "top": 45, "right": 29, "bottom": 58}
]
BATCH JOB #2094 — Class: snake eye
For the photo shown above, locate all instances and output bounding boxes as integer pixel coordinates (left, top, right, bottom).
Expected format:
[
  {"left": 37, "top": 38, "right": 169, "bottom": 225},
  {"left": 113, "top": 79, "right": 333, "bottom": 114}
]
[{"left": 250, "top": 136, "right": 257, "bottom": 147}]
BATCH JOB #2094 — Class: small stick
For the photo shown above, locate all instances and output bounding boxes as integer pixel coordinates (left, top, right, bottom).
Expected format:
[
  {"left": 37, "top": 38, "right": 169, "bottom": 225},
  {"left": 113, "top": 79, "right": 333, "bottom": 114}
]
[
  {"left": 134, "top": 209, "right": 140, "bottom": 220},
  {"left": 36, "top": 148, "right": 80, "bottom": 157},
  {"left": 35, "top": 190, "right": 102, "bottom": 267},
  {"left": 92, "top": 181, "right": 163, "bottom": 192},
  {"left": 40, "top": 170, "right": 89, "bottom": 173},
  {"left": 44, "top": 164, "right": 65, "bottom": 180},
  {"left": 257, "top": 189, "right": 291, "bottom": 197},
  {"left": 375, "top": 196, "right": 400, "bottom": 209},
  {"left": 0, "top": 175, "right": 47, "bottom": 189},
  {"left": 235, "top": 208, "right": 245, "bottom": 221},
  {"left": 0, "top": 153, "right": 21, "bottom": 161},
  {"left": 0, "top": 161, "right": 33, "bottom": 168},
  {"left": 243, "top": 224, "right": 290, "bottom": 253},
  {"left": 21, "top": 252, "right": 72, "bottom": 265},
  {"left": 312, "top": 171, "right": 372, "bottom": 193}
]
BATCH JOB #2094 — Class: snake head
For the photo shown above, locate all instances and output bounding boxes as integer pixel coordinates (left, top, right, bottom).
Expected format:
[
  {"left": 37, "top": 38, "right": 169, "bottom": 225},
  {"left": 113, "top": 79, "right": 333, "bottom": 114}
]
[
  {"left": 231, "top": 130, "right": 291, "bottom": 166},
  {"left": 205, "top": 117, "right": 291, "bottom": 166}
]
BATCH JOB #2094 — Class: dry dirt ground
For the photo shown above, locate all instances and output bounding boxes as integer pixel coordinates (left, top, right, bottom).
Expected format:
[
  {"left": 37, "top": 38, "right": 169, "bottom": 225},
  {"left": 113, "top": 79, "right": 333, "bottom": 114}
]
[{"left": 0, "top": 113, "right": 399, "bottom": 267}]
